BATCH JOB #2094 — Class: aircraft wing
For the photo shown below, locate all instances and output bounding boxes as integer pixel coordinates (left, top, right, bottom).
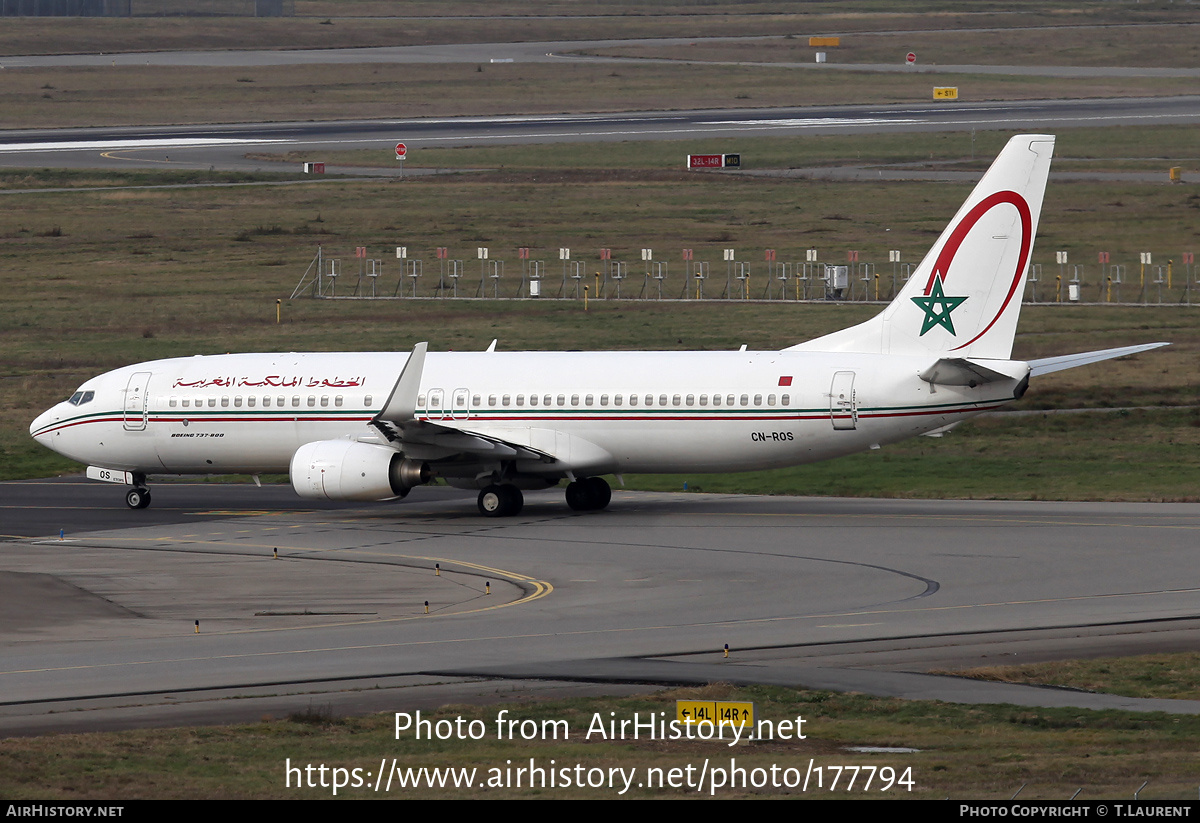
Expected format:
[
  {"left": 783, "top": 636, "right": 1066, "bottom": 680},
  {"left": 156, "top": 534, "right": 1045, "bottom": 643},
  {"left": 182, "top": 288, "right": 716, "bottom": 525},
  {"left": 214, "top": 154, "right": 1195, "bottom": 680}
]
[
  {"left": 1028, "top": 342, "right": 1169, "bottom": 376},
  {"left": 370, "top": 342, "right": 555, "bottom": 463}
]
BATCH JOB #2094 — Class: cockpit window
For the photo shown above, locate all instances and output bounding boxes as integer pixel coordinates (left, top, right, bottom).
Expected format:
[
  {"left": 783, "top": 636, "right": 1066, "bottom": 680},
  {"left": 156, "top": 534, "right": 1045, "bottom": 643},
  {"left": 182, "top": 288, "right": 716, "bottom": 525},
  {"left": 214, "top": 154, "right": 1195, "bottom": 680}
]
[{"left": 67, "top": 390, "right": 95, "bottom": 406}]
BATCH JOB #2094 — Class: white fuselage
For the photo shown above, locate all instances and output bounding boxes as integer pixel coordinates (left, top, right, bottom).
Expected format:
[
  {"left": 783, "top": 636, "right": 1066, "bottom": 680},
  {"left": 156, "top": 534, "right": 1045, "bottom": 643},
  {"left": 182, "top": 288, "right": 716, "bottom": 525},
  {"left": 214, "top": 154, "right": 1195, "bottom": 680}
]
[{"left": 30, "top": 349, "right": 1024, "bottom": 481}]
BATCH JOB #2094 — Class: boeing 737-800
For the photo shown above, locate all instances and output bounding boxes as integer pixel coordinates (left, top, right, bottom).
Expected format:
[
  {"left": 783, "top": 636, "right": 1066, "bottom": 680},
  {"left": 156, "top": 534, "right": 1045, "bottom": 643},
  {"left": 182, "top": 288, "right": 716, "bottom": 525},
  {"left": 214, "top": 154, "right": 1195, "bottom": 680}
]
[{"left": 30, "top": 135, "right": 1166, "bottom": 516}]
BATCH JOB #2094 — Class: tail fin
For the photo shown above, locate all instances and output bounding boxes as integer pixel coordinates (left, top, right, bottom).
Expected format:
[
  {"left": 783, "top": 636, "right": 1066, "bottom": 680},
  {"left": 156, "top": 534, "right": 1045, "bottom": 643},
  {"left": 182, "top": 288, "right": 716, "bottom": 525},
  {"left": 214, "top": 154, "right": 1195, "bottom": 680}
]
[{"left": 789, "top": 134, "right": 1055, "bottom": 360}]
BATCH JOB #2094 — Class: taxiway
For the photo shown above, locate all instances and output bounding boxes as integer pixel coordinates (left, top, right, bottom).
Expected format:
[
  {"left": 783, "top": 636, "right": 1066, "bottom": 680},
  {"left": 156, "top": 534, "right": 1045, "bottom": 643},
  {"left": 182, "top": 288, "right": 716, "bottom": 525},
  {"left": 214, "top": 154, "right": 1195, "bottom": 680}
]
[{"left": 3, "top": 480, "right": 1199, "bottom": 733}]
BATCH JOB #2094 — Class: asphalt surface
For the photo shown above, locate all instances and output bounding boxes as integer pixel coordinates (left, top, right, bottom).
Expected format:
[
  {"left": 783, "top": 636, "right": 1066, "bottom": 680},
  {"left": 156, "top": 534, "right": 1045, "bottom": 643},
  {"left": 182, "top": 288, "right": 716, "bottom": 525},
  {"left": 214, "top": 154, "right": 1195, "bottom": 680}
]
[
  {"left": 1, "top": 98, "right": 1198, "bottom": 175},
  {"left": 3, "top": 36, "right": 1200, "bottom": 78},
  {"left": 3, "top": 478, "right": 1199, "bottom": 734}
]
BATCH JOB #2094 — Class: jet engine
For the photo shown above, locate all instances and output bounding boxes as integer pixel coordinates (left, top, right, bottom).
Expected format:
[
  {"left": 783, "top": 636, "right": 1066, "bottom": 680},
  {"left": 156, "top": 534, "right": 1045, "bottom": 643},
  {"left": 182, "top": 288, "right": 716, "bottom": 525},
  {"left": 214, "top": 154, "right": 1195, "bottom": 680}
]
[{"left": 290, "top": 440, "right": 430, "bottom": 501}]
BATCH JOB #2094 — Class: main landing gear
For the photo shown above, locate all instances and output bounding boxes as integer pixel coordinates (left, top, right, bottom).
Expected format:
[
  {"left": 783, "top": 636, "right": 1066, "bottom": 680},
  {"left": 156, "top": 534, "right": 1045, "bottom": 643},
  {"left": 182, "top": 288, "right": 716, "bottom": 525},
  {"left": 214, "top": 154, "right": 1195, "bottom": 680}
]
[
  {"left": 475, "top": 477, "right": 612, "bottom": 517},
  {"left": 477, "top": 484, "right": 524, "bottom": 517},
  {"left": 125, "top": 487, "right": 151, "bottom": 509},
  {"left": 565, "top": 476, "right": 611, "bottom": 512}
]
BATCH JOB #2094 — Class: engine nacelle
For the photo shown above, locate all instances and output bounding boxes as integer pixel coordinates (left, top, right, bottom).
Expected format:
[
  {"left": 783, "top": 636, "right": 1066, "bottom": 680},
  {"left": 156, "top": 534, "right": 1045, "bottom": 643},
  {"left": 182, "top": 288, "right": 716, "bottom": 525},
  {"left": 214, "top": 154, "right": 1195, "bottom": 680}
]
[{"left": 290, "top": 440, "right": 430, "bottom": 501}]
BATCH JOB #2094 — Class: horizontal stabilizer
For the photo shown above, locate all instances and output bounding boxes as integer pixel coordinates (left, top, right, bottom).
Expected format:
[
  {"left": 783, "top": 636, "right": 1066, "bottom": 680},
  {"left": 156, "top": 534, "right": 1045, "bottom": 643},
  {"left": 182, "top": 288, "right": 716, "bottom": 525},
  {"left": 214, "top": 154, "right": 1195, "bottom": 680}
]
[
  {"left": 1028, "top": 343, "right": 1169, "bottom": 376},
  {"left": 919, "top": 358, "right": 1020, "bottom": 387}
]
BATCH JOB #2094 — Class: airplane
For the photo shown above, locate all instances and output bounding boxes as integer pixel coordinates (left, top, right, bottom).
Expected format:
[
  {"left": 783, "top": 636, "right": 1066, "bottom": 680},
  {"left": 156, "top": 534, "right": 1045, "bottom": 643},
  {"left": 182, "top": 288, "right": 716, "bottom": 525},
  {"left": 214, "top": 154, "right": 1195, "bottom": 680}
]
[{"left": 30, "top": 134, "right": 1166, "bottom": 517}]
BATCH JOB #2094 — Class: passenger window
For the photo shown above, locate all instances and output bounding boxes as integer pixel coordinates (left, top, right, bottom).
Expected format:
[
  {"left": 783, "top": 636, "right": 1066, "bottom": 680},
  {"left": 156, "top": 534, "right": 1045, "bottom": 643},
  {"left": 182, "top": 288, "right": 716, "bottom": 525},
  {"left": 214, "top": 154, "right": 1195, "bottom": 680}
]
[
  {"left": 530, "top": 394, "right": 538, "bottom": 406},
  {"left": 488, "top": 395, "right": 497, "bottom": 406},
  {"left": 517, "top": 395, "right": 525, "bottom": 406},
  {"left": 364, "top": 395, "right": 373, "bottom": 407},
  {"left": 600, "top": 394, "right": 609, "bottom": 406},
  {"left": 713, "top": 394, "right": 721, "bottom": 407},
  {"left": 585, "top": 394, "right": 594, "bottom": 405},
  {"left": 502, "top": 394, "right": 511, "bottom": 405},
  {"left": 571, "top": 394, "right": 579, "bottom": 406},
  {"left": 614, "top": 394, "right": 623, "bottom": 406},
  {"left": 767, "top": 394, "right": 776, "bottom": 406},
  {"left": 726, "top": 394, "right": 735, "bottom": 406},
  {"left": 221, "top": 397, "right": 229, "bottom": 408},
  {"left": 181, "top": 398, "right": 190, "bottom": 408},
  {"left": 659, "top": 394, "right": 668, "bottom": 406},
  {"left": 208, "top": 397, "right": 217, "bottom": 408},
  {"left": 686, "top": 394, "right": 694, "bottom": 405},
  {"left": 291, "top": 396, "right": 300, "bottom": 407},
  {"left": 473, "top": 394, "right": 481, "bottom": 406},
  {"left": 544, "top": 394, "right": 552, "bottom": 406},
  {"left": 740, "top": 395, "right": 749, "bottom": 406},
  {"left": 754, "top": 394, "right": 762, "bottom": 406},
  {"left": 629, "top": 394, "right": 638, "bottom": 406},
  {"left": 781, "top": 393, "right": 790, "bottom": 405},
  {"left": 557, "top": 394, "right": 565, "bottom": 406},
  {"left": 169, "top": 398, "right": 177, "bottom": 408},
  {"left": 335, "top": 396, "right": 343, "bottom": 407},
  {"left": 262, "top": 396, "right": 271, "bottom": 407},
  {"left": 645, "top": 395, "right": 654, "bottom": 406},
  {"left": 247, "top": 396, "right": 256, "bottom": 407},
  {"left": 699, "top": 395, "right": 708, "bottom": 406},
  {"left": 320, "top": 396, "right": 329, "bottom": 407},
  {"left": 233, "top": 396, "right": 242, "bottom": 407},
  {"left": 277, "top": 395, "right": 285, "bottom": 407},
  {"left": 307, "top": 396, "right": 316, "bottom": 407},
  {"left": 672, "top": 395, "right": 681, "bottom": 406}
]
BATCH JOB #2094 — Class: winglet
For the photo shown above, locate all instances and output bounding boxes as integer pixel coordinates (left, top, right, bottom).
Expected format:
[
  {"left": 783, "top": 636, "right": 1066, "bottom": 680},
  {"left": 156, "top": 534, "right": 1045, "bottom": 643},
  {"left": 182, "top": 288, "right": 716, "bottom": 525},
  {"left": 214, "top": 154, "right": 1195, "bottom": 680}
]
[{"left": 374, "top": 342, "right": 428, "bottom": 428}]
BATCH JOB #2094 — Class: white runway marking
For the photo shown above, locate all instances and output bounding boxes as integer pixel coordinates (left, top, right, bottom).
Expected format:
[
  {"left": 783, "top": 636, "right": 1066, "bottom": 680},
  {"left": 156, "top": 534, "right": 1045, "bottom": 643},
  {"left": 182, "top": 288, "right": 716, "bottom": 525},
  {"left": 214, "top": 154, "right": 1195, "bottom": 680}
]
[
  {"left": 0, "top": 137, "right": 274, "bottom": 153},
  {"left": 698, "top": 117, "right": 925, "bottom": 127}
]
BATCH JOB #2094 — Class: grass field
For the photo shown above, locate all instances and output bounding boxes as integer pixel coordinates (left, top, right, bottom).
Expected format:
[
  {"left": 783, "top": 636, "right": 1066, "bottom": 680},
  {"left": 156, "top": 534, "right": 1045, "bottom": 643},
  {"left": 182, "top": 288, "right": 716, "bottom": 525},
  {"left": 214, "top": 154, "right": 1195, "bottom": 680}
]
[
  {"left": 0, "top": 2, "right": 1195, "bottom": 128},
  {"left": 588, "top": 21, "right": 1200, "bottom": 70},
  {"left": 4, "top": 680, "right": 1200, "bottom": 799},
  {"left": 7, "top": 61, "right": 1196, "bottom": 130},
  {"left": 951, "top": 653, "right": 1200, "bottom": 702},
  {"left": 0, "top": 1, "right": 1187, "bottom": 57},
  {"left": 3, "top": 128, "right": 1196, "bottom": 493}
]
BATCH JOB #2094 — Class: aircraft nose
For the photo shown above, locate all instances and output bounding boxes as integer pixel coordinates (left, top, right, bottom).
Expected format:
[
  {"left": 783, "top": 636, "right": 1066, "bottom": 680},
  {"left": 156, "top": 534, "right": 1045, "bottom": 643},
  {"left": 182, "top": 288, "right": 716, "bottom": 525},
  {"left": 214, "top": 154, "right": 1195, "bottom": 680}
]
[{"left": 30, "top": 406, "right": 60, "bottom": 443}]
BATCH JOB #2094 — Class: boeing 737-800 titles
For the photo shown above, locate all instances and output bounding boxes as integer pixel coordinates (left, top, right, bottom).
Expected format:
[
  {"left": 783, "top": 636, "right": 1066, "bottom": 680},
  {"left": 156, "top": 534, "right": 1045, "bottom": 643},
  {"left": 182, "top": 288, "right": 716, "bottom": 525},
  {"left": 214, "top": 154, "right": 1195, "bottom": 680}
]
[{"left": 30, "top": 135, "right": 1166, "bottom": 516}]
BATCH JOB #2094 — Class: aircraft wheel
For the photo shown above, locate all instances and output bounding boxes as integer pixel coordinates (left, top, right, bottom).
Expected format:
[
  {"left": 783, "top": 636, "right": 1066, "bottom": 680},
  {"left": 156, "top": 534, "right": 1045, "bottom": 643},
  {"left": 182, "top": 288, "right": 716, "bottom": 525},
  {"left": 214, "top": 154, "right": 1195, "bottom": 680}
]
[
  {"left": 478, "top": 485, "right": 523, "bottom": 517},
  {"left": 478, "top": 486, "right": 505, "bottom": 517},
  {"left": 126, "top": 488, "right": 151, "bottom": 509},
  {"left": 585, "top": 476, "right": 611, "bottom": 510},
  {"left": 565, "top": 477, "right": 610, "bottom": 511},
  {"left": 565, "top": 480, "right": 589, "bottom": 511},
  {"left": 502, "top": 485, "right": 524, "bottom": 516}
]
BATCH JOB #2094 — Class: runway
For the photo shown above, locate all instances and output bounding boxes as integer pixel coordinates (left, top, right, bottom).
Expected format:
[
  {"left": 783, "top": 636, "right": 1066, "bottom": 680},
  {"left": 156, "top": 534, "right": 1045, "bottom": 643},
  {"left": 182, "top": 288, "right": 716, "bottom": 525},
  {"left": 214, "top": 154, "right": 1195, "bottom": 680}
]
[
  {"left": 1, "top": 97, "right": 1198, "bottom": 174},
  {"left": 3, "top": 479, "right": 1199, "bottom": 733}
]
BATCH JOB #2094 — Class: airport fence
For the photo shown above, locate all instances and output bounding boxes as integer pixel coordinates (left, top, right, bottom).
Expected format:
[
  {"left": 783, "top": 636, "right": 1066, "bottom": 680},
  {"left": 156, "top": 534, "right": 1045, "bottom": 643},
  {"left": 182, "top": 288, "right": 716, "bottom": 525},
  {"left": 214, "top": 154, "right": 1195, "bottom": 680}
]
[{"left": 288, "top": 245, "right": 1200, "bottom": 305}]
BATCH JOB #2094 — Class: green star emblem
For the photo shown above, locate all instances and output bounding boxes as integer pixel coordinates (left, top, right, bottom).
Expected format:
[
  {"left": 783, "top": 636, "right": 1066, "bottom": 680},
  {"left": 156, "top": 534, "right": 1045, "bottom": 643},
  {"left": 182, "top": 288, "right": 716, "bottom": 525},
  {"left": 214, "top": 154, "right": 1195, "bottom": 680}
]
[{"left": 911, "top": 277, "right": 968, "bottom": 336}]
